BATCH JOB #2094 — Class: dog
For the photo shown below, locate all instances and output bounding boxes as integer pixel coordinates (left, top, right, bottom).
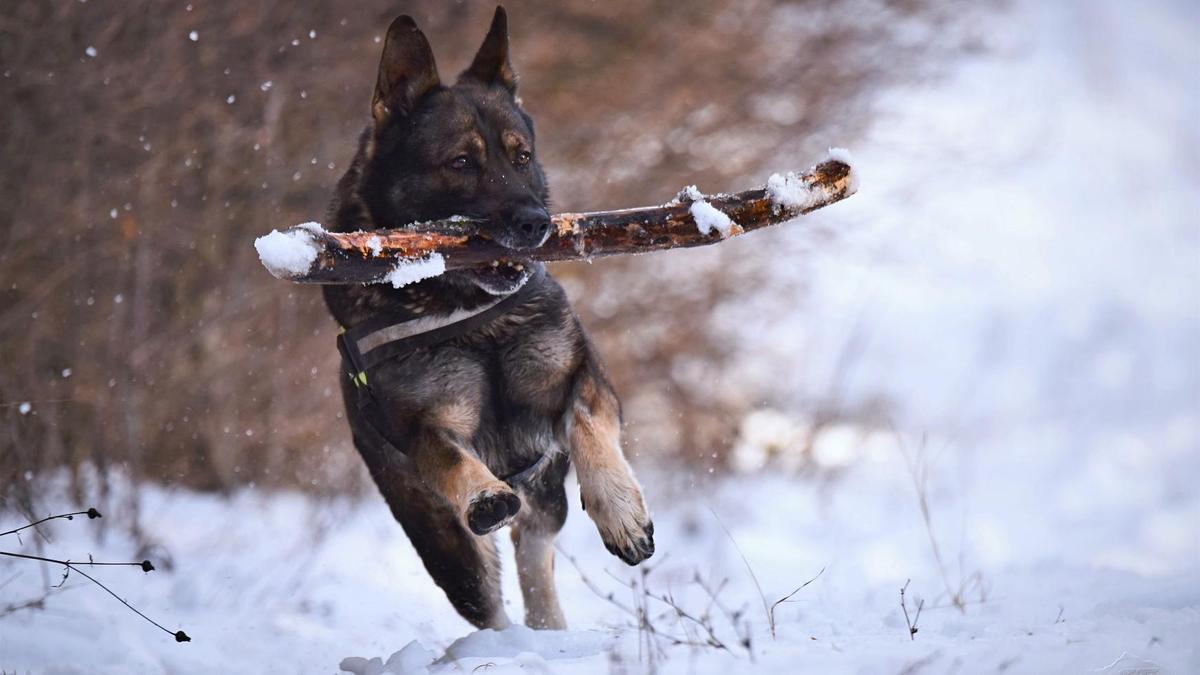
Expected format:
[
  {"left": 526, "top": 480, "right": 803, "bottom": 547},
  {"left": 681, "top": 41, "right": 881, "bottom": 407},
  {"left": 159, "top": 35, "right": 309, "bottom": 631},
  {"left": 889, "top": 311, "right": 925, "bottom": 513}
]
[{"left": 321, "top": 7, "right": 654, "bottom": 630}]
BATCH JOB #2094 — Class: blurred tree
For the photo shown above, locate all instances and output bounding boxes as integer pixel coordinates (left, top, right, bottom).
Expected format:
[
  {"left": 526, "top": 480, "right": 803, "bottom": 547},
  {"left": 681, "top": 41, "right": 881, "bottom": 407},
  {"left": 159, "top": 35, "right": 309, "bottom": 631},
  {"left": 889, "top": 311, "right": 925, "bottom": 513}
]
[{"left": 0, "top": 0, "right": 987, "bottom": 514}]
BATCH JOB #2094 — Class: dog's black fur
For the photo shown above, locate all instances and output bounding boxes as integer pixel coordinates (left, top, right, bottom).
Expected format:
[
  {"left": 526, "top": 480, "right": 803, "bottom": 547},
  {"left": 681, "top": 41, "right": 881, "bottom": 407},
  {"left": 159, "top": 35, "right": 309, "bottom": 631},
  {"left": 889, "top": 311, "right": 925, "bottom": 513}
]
[{"left": 322, "top": 8, "right": 654, "bottom": 630}]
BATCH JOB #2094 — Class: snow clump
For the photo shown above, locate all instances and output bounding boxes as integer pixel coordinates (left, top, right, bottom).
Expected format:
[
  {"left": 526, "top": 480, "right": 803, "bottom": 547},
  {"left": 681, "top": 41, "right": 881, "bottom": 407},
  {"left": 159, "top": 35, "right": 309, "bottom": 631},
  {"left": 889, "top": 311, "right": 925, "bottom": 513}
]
[
  {"left": 340, "top": 625, "right": 611, "bottom": 674},
  {"left": 767, "top": 147, "right": 859, "bottom": 211},
  {"left": 254, "top": 222, "right": 324, "bottom": 278},
  {"left": 340, "top": 640, "right": 435, "bottom": 675},
  {"left": 691, "top": 199, "right": 735, "bottom": 238},
  {"left": 766, "top": 171, "right": 815, "bottom": 210},
  {"left": 825, "top": 146, "right": 860, "bottom": 193},
  {"left": 383, "top": 254, "right": 446, "bottom": 288}
]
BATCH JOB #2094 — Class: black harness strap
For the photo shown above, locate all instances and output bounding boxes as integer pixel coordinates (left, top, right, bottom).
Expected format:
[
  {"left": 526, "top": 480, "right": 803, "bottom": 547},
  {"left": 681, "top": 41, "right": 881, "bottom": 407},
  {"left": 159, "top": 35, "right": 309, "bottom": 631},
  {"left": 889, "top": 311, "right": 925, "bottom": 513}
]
[{"left": 336, "top": 268, "right": 552, "bottom": 487}]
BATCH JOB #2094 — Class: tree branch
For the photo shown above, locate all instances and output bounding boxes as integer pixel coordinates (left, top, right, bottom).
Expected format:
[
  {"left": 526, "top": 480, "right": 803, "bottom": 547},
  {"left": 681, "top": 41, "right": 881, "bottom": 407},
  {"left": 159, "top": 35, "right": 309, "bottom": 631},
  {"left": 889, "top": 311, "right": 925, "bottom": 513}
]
[{"left": 255, "top": 155, "right": 857, "bottom": 284}]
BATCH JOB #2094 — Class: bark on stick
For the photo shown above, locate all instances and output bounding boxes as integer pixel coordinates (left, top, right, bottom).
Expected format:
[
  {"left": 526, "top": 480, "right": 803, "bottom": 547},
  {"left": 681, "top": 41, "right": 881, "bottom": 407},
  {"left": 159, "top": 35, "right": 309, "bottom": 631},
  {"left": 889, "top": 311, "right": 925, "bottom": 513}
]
[{"left": 254, "top": 155, "right": 857, "bottom": 285}]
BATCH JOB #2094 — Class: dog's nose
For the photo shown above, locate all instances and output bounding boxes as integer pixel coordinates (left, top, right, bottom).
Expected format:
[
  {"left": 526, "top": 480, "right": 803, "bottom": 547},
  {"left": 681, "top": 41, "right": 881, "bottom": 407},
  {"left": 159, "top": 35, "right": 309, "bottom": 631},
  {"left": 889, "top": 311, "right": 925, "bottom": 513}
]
[{"left": 513, "top": 206, "right": 551, "bottom": 248}]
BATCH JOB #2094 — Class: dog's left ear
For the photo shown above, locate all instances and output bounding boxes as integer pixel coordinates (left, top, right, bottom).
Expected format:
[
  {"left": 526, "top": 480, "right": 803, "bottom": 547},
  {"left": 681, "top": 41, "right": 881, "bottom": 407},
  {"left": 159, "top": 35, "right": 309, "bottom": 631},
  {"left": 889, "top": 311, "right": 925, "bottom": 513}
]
[{"left": 460, "top": 6, "right": 517, "bottom": 93}]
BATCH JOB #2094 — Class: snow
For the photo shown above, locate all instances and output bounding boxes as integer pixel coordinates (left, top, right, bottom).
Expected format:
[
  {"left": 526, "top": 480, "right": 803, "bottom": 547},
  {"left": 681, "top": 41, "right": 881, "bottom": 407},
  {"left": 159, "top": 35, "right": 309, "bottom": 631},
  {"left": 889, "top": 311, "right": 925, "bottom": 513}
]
[
  {"left": 253, "top": 223, "right": 324, "bottom": 278},
  {"left": 4, "top": 0, "right": 1196, "bottom": 672},
  {"left": 340, "top": 641, "right": 435, "bottom": 675},
  {"left": 824, "top": 146, "right": 861, "bottom": 193},
  {"left": 824, "top": 146, "right": 854, "bottom": 165},
  {"left": 679, "top": 184, "right": 703, "bottom": 202},
  {"left": 3, "top": 449, "right": 1197, "bottom": 673},
  {"left": 365, "top": 235, "right": 383, "bottom": 257},
  {"left": 766, "top": 147, "right": 859, "bottom": 211},
  {"left": 690, "top": 199, "right": 735, "bottom": 238},
  {"left": 187, "top": 30, "right": 198, "bottom": 42},
  {"left": 765, "top": 171, "right": 815, "bottom": 211},
  {"left": 85, "top": 46, "right": 97, "bottom": 58},
  {"left": 382, "top": 253, "right": 446, "bottom": 288}
]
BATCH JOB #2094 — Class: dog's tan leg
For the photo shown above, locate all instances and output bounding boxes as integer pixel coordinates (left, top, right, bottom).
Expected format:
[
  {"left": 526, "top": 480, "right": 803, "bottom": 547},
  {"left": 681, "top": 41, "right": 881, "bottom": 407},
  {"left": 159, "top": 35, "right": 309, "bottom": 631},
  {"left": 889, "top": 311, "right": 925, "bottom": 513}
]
[
  {"left": 472, "top": 532, "right": 513, "bottom": 630},
  {"left": 565, "top": 363, "right": 655, "bottom": 565},
  {"left": 510, "top": 522, "right": 566, "bottom": 629},
  {"left": 410, "top": 418, "right": 520, "bottom": 536}
]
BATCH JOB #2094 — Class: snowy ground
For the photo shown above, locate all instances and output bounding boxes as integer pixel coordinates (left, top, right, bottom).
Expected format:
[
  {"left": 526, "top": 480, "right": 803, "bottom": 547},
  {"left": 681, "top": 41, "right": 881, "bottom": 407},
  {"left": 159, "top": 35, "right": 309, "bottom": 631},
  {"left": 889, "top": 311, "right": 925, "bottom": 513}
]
[
  {"left": 2, "top": 451, "right": 1196, "bottom": 674},
  {"left": 3, "top": 0, "right": 1197, "bottom": 672}
]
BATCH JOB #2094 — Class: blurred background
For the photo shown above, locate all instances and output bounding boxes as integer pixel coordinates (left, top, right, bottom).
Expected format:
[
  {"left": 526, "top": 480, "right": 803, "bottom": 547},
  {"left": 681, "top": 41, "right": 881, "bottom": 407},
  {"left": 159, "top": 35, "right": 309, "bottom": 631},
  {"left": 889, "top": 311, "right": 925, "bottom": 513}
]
[
  {"left": 0, "top": 0, "right": 989, "bottom": 507},
  {"left": 1, "top": 0, "right": 1197, "bottom": 671}
]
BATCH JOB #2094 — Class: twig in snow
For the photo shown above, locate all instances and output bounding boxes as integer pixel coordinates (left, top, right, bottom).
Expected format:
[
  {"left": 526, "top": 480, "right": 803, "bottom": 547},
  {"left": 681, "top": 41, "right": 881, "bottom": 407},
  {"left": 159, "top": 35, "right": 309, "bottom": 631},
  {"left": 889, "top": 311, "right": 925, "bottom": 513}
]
[
  {"left": 707, "top": 508, "right": 774, "bottom": 637},
  {"left": 558, "top": 546, "right": 752, "bottom": 662},
  {"left": 900, "top": 579, "right": 924, "bottom": 640},
  {"left": 894, "top": 427, "right": 988, "bottom": 613},
  {"left": 767, "top": 566, "right": 825, "bottom": 638}
]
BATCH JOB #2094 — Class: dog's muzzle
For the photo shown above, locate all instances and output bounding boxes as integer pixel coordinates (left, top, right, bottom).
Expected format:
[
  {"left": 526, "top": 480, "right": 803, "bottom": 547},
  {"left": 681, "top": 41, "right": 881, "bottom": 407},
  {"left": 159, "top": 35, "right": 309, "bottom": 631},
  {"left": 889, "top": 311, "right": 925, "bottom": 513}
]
[{"left": 499, "top": 205, "right": 552, "bottom": 250}]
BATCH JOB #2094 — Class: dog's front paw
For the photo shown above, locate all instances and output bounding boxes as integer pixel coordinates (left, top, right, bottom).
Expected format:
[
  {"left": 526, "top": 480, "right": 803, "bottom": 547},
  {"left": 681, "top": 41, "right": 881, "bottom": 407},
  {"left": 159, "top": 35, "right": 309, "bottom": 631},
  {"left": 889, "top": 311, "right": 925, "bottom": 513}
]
[
  {"left": 603, "top": 518, "right": 654, "bottom": 566},
  {"left": 581, "top": 478, "right": 654, "bottom": 565},
  {"left": 466, "top": 488, "right": 521, "bottom": 535}
]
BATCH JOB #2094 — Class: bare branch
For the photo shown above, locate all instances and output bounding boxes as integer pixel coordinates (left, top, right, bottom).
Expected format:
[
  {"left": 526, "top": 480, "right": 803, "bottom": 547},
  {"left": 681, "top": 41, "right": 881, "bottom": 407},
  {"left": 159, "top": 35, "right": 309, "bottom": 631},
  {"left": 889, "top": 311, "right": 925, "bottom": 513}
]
[
  {"left": 257, "top": 158, "right": 857, "bottom": 284},
  {"left": 0, "top": 508, "right": 101, "bottom": 539},
  {"left": 1, "top": 510, "right": 187, "bottom": 643}
]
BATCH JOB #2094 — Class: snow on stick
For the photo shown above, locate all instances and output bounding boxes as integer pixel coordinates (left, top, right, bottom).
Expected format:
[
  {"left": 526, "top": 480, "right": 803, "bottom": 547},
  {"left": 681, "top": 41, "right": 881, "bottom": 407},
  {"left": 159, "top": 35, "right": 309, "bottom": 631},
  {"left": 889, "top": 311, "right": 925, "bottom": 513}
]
[{"left": 255, "top": 152, "right": 857, "bottom": 285}]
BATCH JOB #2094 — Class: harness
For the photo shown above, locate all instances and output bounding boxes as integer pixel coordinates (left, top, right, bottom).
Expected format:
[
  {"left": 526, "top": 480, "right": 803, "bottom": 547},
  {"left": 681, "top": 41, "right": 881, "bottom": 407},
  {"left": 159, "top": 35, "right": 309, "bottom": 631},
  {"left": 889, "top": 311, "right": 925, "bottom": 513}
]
[{"left": 336, "top": 266, "right": 552, "bottom": 487}]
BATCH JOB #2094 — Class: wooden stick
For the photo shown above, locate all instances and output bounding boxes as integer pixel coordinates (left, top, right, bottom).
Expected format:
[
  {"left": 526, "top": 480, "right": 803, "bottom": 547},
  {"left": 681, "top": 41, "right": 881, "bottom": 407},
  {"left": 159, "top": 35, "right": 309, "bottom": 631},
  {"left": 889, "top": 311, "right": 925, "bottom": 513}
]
[{"left": 255, "top": 154, "right": 857, "bottom": 285}]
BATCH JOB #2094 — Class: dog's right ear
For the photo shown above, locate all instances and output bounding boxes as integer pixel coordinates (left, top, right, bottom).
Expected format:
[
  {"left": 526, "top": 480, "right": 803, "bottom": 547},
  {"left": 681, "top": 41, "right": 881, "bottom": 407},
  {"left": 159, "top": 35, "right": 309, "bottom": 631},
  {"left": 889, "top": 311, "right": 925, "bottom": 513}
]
[{"left": 372, "top": 15, "right": 441, "bottom": 126}]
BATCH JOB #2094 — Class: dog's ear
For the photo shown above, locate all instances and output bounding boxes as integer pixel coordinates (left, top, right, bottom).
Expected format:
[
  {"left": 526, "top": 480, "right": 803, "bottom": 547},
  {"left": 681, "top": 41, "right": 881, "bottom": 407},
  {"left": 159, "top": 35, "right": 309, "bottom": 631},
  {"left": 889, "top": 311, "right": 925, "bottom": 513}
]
[
  {"left": 460, "top": 6, "right": 516, "bottom": 93},
  {"left": 372, "top": 15, "right": 441, "bottom": 126}
]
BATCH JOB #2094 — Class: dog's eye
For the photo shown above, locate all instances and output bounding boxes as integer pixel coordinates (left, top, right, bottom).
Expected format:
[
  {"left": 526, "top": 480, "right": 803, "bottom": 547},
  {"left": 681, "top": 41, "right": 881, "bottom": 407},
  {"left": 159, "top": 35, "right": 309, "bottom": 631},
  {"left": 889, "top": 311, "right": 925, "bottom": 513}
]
[
  {"left": 450, "top": 155, "right": 471, "bottom": 170},
  {"left": 515, "top": 151, "right": 531, "bottom": 166}
]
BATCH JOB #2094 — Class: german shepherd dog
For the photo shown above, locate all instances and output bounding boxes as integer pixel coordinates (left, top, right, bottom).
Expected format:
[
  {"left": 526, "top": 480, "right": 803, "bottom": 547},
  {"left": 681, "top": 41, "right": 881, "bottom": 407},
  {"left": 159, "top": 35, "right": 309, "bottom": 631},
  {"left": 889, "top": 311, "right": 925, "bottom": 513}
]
[{"left": 322, "top": 7, "right": 654, "bottom": 630}]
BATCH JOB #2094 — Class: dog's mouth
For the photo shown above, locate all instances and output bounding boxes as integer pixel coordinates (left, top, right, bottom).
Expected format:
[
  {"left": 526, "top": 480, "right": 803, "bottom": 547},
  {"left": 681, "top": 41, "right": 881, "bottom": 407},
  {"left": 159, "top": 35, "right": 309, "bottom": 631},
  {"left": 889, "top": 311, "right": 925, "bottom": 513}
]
[{"left": 461, "top": 259, "right": 533, "bottom": 295}]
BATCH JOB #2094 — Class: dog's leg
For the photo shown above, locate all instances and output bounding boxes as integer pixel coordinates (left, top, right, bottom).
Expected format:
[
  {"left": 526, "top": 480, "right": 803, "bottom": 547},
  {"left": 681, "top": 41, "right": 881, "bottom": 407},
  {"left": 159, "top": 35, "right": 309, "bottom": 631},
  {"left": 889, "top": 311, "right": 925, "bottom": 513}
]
[
  {"left": 564, "top": 357, "right": 655, "bottom": 566},
  {"left": 511, "top": 462, "right": 569, "bottom": 629},
  {"left": 511, "top": 525, "right": 566, "bottom": 630},
  {"left": 407, "top": 522, "right": 511, "bottom": 630},
  {"left": 411, "top": 422, "right": 521, "bottom": 536},
  {"left": 359, "top": 458, "right": 511, "bottom": 630}
]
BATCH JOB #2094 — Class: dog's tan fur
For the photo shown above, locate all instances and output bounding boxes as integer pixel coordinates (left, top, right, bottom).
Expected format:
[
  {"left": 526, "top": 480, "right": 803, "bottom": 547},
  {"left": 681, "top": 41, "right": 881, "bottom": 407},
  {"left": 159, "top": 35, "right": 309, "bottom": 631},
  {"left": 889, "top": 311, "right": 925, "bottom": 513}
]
[{"left": 567, "top": 373, "right": 652, "bottom": 559}]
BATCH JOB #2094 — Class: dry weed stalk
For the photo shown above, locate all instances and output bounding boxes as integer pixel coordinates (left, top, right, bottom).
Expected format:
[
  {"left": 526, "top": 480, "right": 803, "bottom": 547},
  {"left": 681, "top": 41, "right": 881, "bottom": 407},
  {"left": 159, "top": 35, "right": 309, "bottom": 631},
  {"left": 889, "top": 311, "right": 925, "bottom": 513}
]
[
  {"left": 0, "top": 508, "right": 190, "bottom": 642},
  {"left": 708, "top": 508, "right": 824, "bottom": 639},
  {"left": 559, "top": 549, "right": 752, "bottom": 665},
  {"left": 895, "top": 429, "right": 989, "bottom": 613},
  {"left": 900, "top": 579, "right": 924, "bottom": 640}
]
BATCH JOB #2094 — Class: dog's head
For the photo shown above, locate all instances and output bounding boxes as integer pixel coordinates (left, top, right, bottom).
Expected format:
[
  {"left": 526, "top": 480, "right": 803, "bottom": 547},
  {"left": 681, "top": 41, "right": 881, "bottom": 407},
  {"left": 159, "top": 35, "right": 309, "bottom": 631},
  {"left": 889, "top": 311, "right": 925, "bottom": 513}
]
[{"left": 360, "top": 7, "right": 549, "bottom": 295}]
